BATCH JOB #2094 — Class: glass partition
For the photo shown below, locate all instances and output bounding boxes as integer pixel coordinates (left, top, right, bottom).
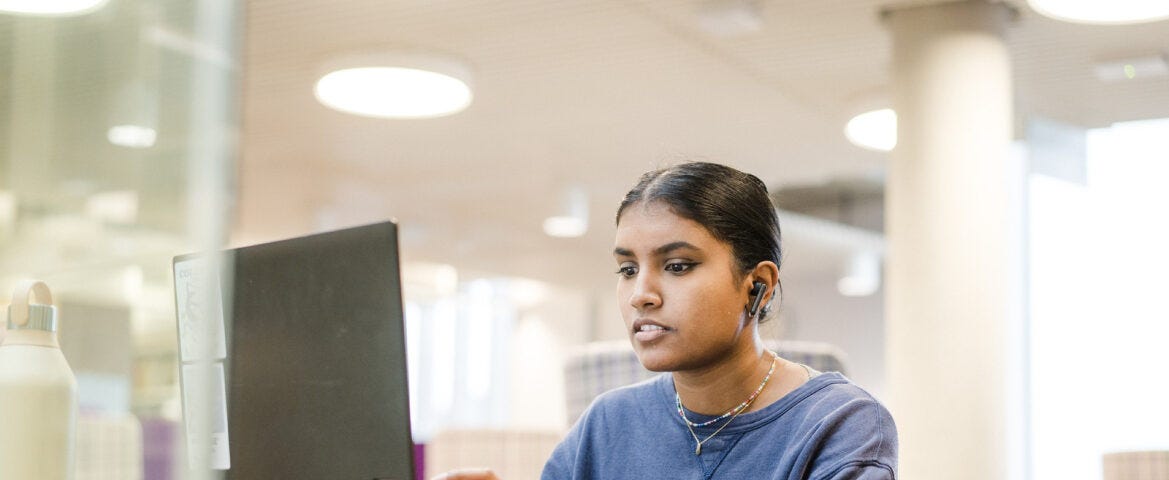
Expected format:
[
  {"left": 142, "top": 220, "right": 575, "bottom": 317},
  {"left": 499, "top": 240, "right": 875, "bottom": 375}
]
[{"left": 0, "top": 1, "right": 240, "bottom": 479}]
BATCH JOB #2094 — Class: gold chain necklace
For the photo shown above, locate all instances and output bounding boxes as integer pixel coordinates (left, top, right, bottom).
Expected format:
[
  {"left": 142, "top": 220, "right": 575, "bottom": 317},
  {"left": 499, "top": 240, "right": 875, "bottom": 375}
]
[{"left": 679, "top": 352, "right": 779, "bottom": 455}]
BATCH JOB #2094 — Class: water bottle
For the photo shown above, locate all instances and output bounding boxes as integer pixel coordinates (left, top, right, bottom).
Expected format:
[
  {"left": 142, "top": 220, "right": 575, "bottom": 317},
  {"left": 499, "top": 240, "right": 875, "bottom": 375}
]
[{"left": 0, "top": 280, "right": 79, "bottom": 479}]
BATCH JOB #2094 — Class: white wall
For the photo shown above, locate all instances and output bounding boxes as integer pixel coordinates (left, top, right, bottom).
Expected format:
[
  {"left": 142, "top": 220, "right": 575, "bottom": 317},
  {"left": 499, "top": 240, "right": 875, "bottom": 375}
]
[{"left": 766, "top": 273, "right": 886, "bottom": 400}]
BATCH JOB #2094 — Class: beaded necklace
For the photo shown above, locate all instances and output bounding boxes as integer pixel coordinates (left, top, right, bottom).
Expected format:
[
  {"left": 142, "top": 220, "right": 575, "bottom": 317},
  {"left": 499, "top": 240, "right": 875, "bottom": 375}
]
[{"left": 675, "top": 351, "right": 779, "bottom": 455}]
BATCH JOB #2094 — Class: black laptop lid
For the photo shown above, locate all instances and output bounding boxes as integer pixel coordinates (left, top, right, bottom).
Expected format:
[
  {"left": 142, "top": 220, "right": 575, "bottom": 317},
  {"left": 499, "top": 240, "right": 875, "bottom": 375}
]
[{"left": 174, "top": 221, "right": 414, "bottom": 480}]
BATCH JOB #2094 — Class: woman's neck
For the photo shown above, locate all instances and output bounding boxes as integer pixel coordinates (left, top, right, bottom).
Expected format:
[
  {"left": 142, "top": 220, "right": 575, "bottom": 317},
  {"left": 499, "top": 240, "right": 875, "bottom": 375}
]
[{"left": 672, "top": 341, "right": 773, "bottom": 416}]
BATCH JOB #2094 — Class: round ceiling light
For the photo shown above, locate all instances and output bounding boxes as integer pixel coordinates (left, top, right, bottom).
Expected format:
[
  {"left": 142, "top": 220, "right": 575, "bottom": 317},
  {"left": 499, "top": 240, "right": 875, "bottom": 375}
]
[
  {"left": 314, "top": 53, "right": 473, "bottom": 119},
  {"left": 844, "top": 108, "right": 897, "bottom": 152},
  {"left": 1027, "top": 0, "right": 1169, "bottom": 24},
  {"left": 0, "top": 0, "right": 108, "bottom": 16}
]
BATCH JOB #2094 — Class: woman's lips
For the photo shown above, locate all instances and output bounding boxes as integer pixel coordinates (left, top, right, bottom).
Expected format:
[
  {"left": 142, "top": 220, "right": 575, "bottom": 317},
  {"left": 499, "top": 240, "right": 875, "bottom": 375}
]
[{"left": 632, "top": 320, "right": 671, "bottom": 342}]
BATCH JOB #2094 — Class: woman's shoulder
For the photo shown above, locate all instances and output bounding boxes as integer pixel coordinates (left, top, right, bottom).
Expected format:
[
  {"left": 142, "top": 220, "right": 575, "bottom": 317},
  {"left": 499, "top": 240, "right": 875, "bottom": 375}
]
[
  {"left": 797, "top": 372, "right": 889, "bottom": 413},
  {"left": 793, "top": 374, "right": 894, "bottom": 434},
  {"left": 788, "top": 373, "right": 898, "bottom": 474}
]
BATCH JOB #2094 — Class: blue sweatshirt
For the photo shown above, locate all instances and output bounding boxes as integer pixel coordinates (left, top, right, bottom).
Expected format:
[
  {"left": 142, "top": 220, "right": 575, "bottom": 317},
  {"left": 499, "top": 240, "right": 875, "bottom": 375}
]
[{"left": 541, "top": 372, "right": 897, "bottom": 480}]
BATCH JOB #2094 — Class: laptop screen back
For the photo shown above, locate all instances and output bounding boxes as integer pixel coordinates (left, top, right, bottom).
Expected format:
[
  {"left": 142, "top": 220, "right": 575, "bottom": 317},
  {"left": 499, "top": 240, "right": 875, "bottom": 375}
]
[{"left": 174, "top": 221, "right": 414, "bottom": 480}]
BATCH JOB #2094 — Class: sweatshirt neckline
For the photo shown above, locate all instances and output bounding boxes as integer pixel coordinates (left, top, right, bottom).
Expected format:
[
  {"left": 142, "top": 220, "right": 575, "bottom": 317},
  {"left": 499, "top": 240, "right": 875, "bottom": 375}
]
[{"left": 658, "top": 370, "right": 847, "bottom": 434}]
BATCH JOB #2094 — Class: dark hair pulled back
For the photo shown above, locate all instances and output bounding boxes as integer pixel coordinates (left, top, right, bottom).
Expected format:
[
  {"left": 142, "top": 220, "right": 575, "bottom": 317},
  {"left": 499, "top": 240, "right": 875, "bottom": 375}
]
[{"left": 616, "top": 162, "right": 782, "bottom": 316}]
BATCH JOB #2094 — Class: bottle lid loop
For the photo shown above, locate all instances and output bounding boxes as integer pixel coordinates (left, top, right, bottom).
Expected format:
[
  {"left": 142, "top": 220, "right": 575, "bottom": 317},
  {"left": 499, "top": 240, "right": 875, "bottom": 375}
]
[{"left": 8, "top": 280, "right": 55, "bottom": 331}]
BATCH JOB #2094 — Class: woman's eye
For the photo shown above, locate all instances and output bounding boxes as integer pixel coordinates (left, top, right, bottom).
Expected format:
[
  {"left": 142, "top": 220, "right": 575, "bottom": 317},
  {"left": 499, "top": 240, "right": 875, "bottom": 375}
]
[
  {"left": 664, "top": 262, "right": 695, "bottom": 274},
  {"left": 615, "top": 265, "right": 638, "bottom": 278}
]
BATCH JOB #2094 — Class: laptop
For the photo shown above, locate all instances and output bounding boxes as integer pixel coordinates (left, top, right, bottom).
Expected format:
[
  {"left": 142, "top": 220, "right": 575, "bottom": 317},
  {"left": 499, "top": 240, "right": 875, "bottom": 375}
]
[{"left": 172, "top": 221, "right": 415, "bottom": 480}]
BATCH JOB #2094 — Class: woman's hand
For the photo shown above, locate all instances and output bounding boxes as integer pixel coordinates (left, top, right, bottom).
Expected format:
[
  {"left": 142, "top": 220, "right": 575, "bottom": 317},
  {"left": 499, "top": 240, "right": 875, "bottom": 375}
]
[{"left": 430, "top": 467, "right": 501, "bottom": 480}]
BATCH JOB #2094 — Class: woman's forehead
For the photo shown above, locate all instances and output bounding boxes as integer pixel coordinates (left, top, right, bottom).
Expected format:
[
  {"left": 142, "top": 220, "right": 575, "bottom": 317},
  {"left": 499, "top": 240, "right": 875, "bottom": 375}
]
[{"left": 614, "top": 202, "right": 721, "bottom": 251}]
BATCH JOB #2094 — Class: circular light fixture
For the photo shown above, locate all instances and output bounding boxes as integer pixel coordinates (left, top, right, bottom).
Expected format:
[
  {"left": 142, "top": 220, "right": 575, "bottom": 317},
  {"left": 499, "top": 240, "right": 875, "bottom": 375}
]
[
  {"left": 1027, "top": 0, "right": 1169, "bottom": 24},
  {"left": 844, "top": 108, "right": 897, "bottom": 152},
  {"left": 0, "top": 0, "right": 108, "bottom": 16},
  {"left": 314, "top": 53, "right": 473, "bottom": 119}
]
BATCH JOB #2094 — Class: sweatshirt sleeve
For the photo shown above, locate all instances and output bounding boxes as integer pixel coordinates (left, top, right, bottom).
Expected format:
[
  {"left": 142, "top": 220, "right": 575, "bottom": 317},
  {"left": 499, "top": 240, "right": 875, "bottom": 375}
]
[
  {"left": 542, "top": 398, "right": 600, "bottom": 480},
  {"left": 540, "top": 424, "right": 580, "bottom": 480},
  {"left": 806, "top": 390, "right": 899, "bottom": 480}
]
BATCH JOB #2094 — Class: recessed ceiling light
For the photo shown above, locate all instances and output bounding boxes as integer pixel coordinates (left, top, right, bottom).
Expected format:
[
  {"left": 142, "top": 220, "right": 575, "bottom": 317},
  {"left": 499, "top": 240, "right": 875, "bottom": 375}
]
[
  {"left": 1027, "top": 0, "right": 1169, "bottom": 24},
  {"left": 845, "top": 108, "right": 897, "bottom": 152},
  {"left": 696, "top": 0, "right": 763, "bottom": 37},
  {"left": 543, "top": 186, "right": 589, "bottom": 238},
  {"left": 85, "top": 190, "right": 138, "bottom": 225},
  {"left": 107, "top": 125, "right": 157, "bottom": 149},
  {"left": 0, "top": 0, "right": 107, "bottom": 16},
  {"left": 1093, "top": 54, "right": 1169, "bottom": 82},
  {"left": 314, "top": 53, "right": 473, "bottom": 119},
  {"left": 837, "top": 252, "right": 881, "bottom": 297},
  {"left": 543, "top": 216, "right": 588, "bottom": 238}
]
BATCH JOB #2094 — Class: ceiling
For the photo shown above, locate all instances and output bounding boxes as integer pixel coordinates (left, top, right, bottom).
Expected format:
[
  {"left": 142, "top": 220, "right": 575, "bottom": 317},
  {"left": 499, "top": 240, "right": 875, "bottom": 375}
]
[{"left": 235, "top": 0, "right": 1169, "bottom": 292}]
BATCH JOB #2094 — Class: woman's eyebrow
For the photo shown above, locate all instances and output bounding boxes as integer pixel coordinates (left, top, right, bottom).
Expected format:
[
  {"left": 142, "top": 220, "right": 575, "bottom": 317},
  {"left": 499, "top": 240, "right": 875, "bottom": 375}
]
[
  {"left": 612, "top": 241, "right": 699, "bottom": 258},
  {"left": 654, "top": 241, "right": 698, "bottom": 255}
]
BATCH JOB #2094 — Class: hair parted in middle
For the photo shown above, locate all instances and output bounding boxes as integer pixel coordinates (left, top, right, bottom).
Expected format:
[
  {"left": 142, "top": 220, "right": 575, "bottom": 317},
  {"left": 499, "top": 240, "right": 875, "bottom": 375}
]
[{"left": 616, "top": 161, "right": 783, "bottom": 318}]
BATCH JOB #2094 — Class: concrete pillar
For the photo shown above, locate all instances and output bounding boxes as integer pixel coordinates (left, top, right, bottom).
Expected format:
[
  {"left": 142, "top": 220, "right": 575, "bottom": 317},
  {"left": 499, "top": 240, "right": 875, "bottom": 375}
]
[{"left": 883, "top": 1, "right": 1024, "bottom": 479}]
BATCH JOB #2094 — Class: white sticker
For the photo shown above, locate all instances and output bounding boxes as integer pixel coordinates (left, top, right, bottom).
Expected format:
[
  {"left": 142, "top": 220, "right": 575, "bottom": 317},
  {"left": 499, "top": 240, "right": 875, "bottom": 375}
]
[
  {"left": 181, "top": 362, "right": 231, "bottom": 470},
  {"left": 176, "top": 255, "right": 231, "bottom": 470},
  {"left": 174, "top": 257, "right": 227, "bottom": 362}
]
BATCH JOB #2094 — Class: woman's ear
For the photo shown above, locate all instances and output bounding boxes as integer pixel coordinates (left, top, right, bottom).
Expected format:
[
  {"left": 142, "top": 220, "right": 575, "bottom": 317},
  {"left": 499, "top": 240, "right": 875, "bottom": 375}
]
[{"left": 750, "top": 261, "right": 780, "bottom": 306}]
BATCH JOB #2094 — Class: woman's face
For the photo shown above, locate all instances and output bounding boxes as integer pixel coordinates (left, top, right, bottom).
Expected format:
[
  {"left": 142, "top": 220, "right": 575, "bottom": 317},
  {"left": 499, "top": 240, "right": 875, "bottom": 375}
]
[{"left": 613, "top": 201, "right": 755, "bottom": 372}]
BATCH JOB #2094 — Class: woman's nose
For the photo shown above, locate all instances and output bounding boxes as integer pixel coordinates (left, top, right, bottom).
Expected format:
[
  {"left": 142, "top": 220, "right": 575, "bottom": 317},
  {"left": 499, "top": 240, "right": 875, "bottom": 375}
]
[{"left": 628, "top": 275, "right": 661, "bottom": 310}]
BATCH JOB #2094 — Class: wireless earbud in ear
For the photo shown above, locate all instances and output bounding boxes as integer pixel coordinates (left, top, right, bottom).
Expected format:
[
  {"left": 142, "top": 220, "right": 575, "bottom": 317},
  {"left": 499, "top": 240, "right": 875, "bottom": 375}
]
[{"left": 748, "top": 281, "right": 767, "bottom": 317}]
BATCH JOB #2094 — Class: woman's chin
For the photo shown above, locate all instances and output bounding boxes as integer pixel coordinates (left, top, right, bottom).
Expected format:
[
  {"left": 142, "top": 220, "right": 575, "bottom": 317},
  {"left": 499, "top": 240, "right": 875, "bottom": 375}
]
[{"left": 632, "top": 347, "right": 676, "bottom": 372}]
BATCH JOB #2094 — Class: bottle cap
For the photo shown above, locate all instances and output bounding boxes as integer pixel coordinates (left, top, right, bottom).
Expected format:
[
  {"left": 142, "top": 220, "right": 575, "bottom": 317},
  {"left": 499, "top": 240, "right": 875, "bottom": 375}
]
[
  {"left": 7, "top": 280, "right": 57, "bottom": 332},
  {"left": 7, "top": 304, "right": 57, "bottom": 332}
]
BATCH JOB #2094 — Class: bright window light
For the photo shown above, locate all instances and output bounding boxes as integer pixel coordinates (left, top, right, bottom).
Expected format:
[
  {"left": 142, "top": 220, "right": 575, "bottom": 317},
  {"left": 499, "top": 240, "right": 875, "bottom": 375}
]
[
  {"left": 1027, "top": 0, "right": 1169, "bottom": 24},
  {"left": 404, "top": 302, "right": 423, "bottom": 433},
  {"left": 465, "top": 280, "right": 495, "bottom": 399},
  {"left": 314, "top": 66, "right": 472, "bottom": 119},
  {"left": 429, "top": 300, "right": 457, "bottom": 415},
  {"left": 0, "top": 0, "right": 107, "bottom": 16},
  {"left": 0, "top": 190, "right": 14, "bottom": 230},
  {"left": 1029, "top": 117, "right": 1169, "bottom": 479},
  {"left": 845, "top": 108, "right": 897, "bottom": 152}
]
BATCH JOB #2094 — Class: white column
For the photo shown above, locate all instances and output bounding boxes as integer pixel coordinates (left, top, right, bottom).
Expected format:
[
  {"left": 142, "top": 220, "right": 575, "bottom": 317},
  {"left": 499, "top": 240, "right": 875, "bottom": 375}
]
[{"left": 884, "top": 1, "right": 1024, "bottom": 479}]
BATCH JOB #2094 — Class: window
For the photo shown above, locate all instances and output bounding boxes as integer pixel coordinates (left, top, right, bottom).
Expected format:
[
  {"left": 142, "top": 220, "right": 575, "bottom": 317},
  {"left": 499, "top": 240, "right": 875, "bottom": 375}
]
[{"left": 1029, "top": 118, "right": 1169, "bottom": 479}]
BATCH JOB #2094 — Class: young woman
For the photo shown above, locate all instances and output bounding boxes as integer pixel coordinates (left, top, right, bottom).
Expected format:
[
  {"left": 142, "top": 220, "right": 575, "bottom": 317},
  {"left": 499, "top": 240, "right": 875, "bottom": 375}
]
[{"left": 437, "top": 162, "right": 898, "bottom": 479}]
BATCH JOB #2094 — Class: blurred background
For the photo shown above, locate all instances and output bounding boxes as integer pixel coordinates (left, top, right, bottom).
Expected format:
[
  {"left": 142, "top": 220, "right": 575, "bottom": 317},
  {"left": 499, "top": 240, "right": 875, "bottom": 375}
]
[{"left": 1, "top": 0, "right": 1167, "bottom": 479}]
